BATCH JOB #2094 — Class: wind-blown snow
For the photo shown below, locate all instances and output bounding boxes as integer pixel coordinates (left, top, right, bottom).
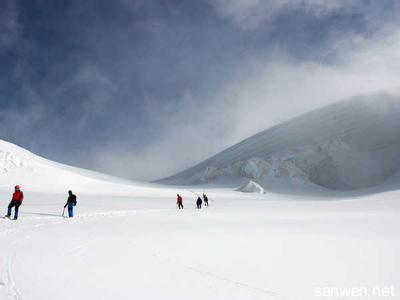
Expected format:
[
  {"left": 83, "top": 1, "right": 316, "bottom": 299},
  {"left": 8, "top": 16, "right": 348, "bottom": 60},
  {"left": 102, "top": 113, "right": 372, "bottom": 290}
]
[{"left": 159, "top": 95, "right": 400, "bottom": 190}]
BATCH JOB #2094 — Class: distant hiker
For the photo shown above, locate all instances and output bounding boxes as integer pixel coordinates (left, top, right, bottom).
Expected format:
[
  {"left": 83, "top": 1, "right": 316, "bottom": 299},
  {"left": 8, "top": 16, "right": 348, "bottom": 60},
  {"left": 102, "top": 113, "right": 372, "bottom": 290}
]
[
  {"left": 64, "top": 190, "right": 77, "bottom": 218},
  {"left": 6, "top": 185, "right": 24, "bottom": 220},
  {"left": 196, "top": 196, "right": 202, "bottom": 209},
  {"left": 203, "top": 193, "right": 209, "bottom": 207},
  {"left": 177, "top": 194, "right": 183, "bottom": 209}
]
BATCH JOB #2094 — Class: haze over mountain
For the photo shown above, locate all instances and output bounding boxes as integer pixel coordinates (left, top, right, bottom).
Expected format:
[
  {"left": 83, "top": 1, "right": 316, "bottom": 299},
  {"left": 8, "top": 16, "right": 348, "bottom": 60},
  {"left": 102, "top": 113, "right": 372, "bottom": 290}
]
[
  {"left": 2, "top": 92, "right": 399, "bottom": 194},
  {"left": 160, "top": 93, "right": 400, "bottom": 190}
]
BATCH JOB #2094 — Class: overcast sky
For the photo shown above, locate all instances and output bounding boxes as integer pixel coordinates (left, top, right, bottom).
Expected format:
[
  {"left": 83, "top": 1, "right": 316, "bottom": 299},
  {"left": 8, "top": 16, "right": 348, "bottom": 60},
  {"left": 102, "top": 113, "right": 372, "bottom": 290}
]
[{"left": 0, "top": 0, "right": 399, "bottom": 181}]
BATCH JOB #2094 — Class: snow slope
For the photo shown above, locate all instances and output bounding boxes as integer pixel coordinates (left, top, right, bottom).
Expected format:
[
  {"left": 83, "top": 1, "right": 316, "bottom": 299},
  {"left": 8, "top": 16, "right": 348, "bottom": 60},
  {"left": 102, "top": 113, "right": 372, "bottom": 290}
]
[
  {"left": 1, "top": 187, "right": 399, "bottom": 300},
  {"left": 159, "top": 95, "right": 400, "bottom": 190},
  {"left": 0, "top": 140, "right": 399, "bottom": 300},
  {"left": 0, "top": 139, "right": 171, "bottom": 196}
]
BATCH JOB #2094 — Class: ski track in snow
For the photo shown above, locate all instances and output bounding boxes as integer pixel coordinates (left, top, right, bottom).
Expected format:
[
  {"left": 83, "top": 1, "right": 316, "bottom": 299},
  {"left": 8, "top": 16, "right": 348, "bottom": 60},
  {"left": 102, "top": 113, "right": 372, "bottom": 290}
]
[
  {"left": 139, "top": 244, "right": 277, "bottom": 298},
  {"left": 1, "top": 208, "right": 278, "bottom": 299},
  {"left": 0, "top": 219, "right": 26, "bottom": 300},
  {"left": 0, "top": 136, "right": 399, "bottom": 300},
  {"left": 0, "top": 255, "right": 22, "bottom": 300},
  {"left": 0, "top": 209, "right": 169, "bottom": 300},
  {"left": 1, "top": 197, "right": 399, "bottom": 300},
  {"left": 93, "top": 211, "right": 278, "bottom": 297}
]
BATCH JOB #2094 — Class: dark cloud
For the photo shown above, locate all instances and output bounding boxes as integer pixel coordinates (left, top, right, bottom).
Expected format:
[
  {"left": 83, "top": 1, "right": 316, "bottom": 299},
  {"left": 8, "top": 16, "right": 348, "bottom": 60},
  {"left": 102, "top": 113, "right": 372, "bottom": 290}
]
[{"left": 0, "top": 0, "right": 399, "bottom": 180}]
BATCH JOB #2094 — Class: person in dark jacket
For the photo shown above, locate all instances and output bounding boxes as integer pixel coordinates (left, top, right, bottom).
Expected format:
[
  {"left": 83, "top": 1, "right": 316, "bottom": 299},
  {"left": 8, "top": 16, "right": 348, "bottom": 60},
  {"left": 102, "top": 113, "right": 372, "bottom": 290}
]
[
  {"left": 64, "top": 190, "right": 77, "bottom": 218},
  {"left": 203, "top": 193, "right": 209, "bottom": 207},
  {"left": 196, "top": 196, "right": 202, "bottom": 209},
  {"left": 6, "top": 185, "right": 24, "bottom": 220}
]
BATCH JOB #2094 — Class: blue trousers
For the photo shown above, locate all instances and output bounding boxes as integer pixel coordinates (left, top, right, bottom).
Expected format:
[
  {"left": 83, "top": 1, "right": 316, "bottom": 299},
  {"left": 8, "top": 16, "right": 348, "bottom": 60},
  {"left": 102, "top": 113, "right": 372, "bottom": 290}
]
[
  {"left": 7, "top": 201, "right": 21, "bottom": 219},
  {"left": 68, "top": 204, "right": 76, "bottom": 217}
]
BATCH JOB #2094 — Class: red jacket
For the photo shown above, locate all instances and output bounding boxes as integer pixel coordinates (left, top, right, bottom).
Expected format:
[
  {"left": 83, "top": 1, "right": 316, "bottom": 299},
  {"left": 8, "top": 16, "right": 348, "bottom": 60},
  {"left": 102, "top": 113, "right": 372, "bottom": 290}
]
[
  {"left": 12, "top": 191, "right": 24, "bottom": 203},
  {"left": 177, "top": 195, "right": 183, "bottom": 203}
]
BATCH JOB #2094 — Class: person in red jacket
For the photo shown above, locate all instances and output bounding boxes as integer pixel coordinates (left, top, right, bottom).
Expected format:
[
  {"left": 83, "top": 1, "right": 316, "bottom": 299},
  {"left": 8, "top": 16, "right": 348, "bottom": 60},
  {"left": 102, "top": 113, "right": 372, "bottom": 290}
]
[
  {"left": 176, "top": 194, "right": 183, "bottom": 209},
  {"left": 6, "top": 185, "right": 24, "bottom": 220}
]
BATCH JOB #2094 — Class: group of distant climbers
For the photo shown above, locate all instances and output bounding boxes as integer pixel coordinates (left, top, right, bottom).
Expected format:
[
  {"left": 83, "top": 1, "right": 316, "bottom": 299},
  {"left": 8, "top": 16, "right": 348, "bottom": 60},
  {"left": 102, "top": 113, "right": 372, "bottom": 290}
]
[
  {"left": 4, "top": 185, "right": 209, "bottom": 220},
  {"left": 176, "top": 192, "right": 209, "bottom": 209},
  {"left": 4, "top": 185, "right": 77, "bottom": 220}
]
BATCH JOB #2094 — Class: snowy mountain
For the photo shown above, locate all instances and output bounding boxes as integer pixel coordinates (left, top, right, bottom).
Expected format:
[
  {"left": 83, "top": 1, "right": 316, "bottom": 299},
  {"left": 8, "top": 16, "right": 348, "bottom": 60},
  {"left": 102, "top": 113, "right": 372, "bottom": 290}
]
[
  {"left": 0, "top": 139, "right": 161, "bottom": 195},
  {"left": 159, "top": 94, "right": 400, "bottom": 190},
  {"left": 1, "top": 101, "right": 399, "bottom": 300}
]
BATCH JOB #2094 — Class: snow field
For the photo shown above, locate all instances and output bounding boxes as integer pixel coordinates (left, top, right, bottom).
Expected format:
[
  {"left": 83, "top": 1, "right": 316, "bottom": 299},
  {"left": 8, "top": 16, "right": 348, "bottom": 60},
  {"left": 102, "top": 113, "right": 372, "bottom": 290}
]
[{"left": 1, "top": 190, "right": 399, "bottom": 300}]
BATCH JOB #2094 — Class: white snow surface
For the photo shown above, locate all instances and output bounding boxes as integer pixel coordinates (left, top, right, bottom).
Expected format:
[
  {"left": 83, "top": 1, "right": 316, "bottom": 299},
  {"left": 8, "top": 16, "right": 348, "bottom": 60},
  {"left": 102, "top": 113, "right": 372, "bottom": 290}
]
[
  {"left": 0, "top": 139, "right": 167, "bottom": 196},
  {"left": 0, "top": 140, "right": 399, "bottom": 300}
]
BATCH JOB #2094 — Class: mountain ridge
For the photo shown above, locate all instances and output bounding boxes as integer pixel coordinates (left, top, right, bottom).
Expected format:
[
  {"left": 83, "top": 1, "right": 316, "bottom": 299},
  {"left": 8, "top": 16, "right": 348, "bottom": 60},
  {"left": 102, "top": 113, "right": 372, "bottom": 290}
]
[
  {"left": 0, "top": 139, "right": 157, "bottom": 194},
  {"left": 159, "top": 93, "right": 400, "bottom": 190}
]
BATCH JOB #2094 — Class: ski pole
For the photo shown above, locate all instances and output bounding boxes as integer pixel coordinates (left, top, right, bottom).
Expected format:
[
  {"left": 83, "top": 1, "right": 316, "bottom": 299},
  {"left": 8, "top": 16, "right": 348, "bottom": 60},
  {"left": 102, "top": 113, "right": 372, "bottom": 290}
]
[{"left": 62, "top": 206, "right": 65, "bottom": 217}]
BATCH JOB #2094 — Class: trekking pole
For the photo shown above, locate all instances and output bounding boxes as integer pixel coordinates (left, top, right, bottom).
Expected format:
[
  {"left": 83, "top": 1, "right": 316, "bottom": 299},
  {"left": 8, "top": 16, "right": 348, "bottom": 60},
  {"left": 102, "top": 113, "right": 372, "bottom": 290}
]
[{"left": 62, "top": 206, "right": 66, "bottom": 217}]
